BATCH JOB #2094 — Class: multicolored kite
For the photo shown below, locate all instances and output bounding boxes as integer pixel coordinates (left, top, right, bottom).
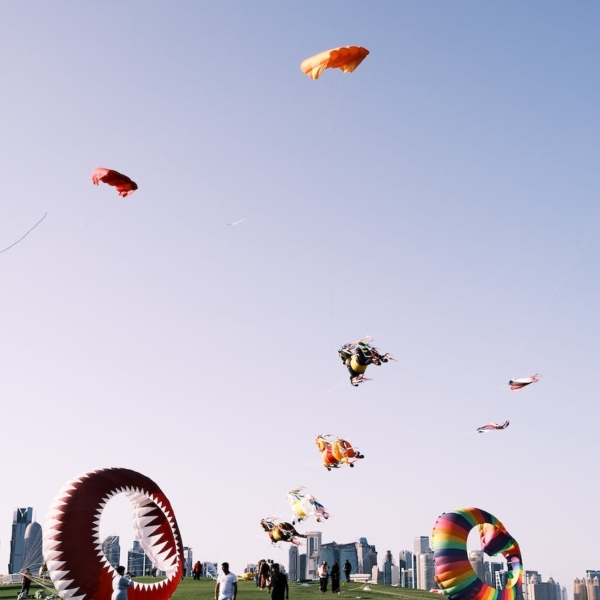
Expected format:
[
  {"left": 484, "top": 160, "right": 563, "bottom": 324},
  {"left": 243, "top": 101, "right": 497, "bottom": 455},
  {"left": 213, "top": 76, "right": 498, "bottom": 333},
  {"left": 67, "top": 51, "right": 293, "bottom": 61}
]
[
  {"left": 431, "top": 507, "right": 522, "bottom": 600},
  {"left": 288, "top": 487, "right": 330, "bottom": 524},
  {"left": 260, "top": 518, "right": 306, "bottom": 546},
  {"left": 338, "top": 335, "right": 394, "bottom": 386},
  {"left": 316, "top": 434, "right": 364, "bottom": 470},
  {"left": 477, "top": 420, "right": 510, "bottom": 434},
  {"left": 509, "top": 374, "right": 540, "bottom": 390}
]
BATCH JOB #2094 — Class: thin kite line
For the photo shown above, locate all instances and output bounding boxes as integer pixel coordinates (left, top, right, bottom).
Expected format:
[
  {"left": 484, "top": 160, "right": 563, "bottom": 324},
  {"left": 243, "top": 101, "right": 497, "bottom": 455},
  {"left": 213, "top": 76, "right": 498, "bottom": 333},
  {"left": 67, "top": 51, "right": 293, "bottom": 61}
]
[{"left": 0, "top": 212, "right": 48, "bottom": 254}]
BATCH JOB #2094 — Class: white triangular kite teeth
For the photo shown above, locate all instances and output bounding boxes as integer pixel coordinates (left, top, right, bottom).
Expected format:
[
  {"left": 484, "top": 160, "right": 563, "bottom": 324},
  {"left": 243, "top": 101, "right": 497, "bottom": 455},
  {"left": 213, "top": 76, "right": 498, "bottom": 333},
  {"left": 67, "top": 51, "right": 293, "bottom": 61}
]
[{"left": 55, "top": 578, "right": 75, "bottom": 591}]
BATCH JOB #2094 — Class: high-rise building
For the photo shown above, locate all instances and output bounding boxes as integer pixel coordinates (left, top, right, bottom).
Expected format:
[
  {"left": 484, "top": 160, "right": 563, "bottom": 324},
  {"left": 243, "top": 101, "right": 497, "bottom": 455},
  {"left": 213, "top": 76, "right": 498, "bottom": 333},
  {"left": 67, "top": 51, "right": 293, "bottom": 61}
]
[
  {"left": 23, "top": 521, "right": 43, "bottom": 574},
  {"left": 102, "top": 536, "right": 121, "bottom": 567},
  {"left": 587, "top": 576, "right": 600, "bottom": 600},
  {"left": 288, "top": 546, "right": 300, "bottom": 581},
  {"left": 337, "top": 543, "right": 358, "bottom": 578},
  {"left": 9, "top": 507, "right": 33, "bottom": 573},
  {"left": 399, "top": 550, "right": 413, "bottom": 588},
  {"left": 355, "top": 538, "right": 377, "bottom": 575},
  {"left": 414, "top": 536, "right": 430, "bottom": 554},
  {"left": 299, "top": 554, "right": 307, "bottom": 581},
  {"left": 383, "top": 551, "right": 394, "bottom": 586},
  {"left": 127, "top": 540, "right": 152, "bottom": 576},
  {"left": 412, "top": 536, "right": 431, "bottom": 589},
  {"left": 527, "top": 573, "right": 560, "bottom": 600},
  {"left": 318, "top": 542, "right": 337, "bottom": 568},
  {"left": 183, "top": 547, "right": 193, "bottom": 577},
  {"left": 469, "top": 550, "right": 485, "bottom": 582},
  {"left": 305, "top": 532, "right": 322, "bottom": 580},
  {"left": 417, "top": 551, "right": 435, "bottom": 590},
  {"left": 575, "top": 578, "right": 589, "bottom": 600}
]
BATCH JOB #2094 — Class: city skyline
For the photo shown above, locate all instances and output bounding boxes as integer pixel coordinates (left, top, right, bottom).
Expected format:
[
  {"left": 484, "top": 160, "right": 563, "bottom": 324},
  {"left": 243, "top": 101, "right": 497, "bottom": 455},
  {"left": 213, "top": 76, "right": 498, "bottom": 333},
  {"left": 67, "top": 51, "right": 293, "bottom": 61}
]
[
  {"left": 3, "top": 505, "right": 598, "bottom": 600},
  {"left": 2, "top": 2, "right": 599, "bottom": 595}
]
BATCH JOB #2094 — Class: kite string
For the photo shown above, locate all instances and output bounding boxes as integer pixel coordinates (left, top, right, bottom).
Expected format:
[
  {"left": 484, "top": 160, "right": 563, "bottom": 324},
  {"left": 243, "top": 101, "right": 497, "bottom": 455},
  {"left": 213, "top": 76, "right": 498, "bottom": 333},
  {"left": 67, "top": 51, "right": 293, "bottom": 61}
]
[
  {"left": 0, "top": 212, "right": 48, "bottom": 254},
  {"left": 520, "top": 211, "right": 599, "bottom": 348}
]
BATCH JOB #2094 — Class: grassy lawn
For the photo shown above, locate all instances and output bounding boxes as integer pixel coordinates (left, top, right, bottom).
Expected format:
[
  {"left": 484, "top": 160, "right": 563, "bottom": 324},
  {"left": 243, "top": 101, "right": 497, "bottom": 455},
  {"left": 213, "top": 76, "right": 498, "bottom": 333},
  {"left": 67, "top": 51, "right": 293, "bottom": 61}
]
[{"left": 0, "top": 577, "right": 437, "bottom": 600}]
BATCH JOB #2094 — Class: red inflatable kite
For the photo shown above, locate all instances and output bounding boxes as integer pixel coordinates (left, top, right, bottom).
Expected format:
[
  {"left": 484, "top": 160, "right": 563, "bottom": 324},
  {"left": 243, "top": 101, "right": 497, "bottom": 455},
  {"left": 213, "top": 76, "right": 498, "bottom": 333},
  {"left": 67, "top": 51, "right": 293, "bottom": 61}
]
[
  {"left": 92, "top": 168, "right": 138, "bottom": 197},
  {"left": 43, "top": 468, "right": 183, "bottom": 600}
]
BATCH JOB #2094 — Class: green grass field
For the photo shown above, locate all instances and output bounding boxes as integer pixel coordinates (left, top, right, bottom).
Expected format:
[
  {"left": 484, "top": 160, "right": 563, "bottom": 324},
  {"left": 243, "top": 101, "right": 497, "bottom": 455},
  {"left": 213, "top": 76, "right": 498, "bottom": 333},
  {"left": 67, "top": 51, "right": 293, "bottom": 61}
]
[{"left": 0, "top": 578, "right": 437, "bottom": 600}]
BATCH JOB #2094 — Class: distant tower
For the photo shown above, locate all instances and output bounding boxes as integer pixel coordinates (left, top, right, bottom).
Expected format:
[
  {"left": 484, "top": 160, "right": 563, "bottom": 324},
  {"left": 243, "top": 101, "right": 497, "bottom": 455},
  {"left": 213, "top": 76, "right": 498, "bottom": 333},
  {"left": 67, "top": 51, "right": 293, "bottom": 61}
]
[
  {"left": 399, "top": 550, "right": 413, "bottom": 588},
  {"left": 412, "top": 536, "right": 430, "bottom": 589},
  {"left": 288, "top": 545, "right": 300, "bottom": 581},
  {"left": 9, "top": 507, "right": 33, "bottom": 573},
  {"left": 102, "top": 536, "right": 121, "bottom": 567},
  {"left": 355, "top": 538, "right": 377, "bottom": 575},
  {"left": 575, "top": 578, "right": 589, "bottom": 600},
  {"left": 23, "top": 521, "right": 44, "bottom": 573},
  {"left": 469, "top": 550, "right": 485, "bottom": 582},
  {"left": 587, "top": 576, "right": 600, "bottom": 600},
  {"left": 305, "top": 532, "right": 322, "bottom": 580},
  {"left": 183, "top": 548, "right": 193, "bottom": 577}
]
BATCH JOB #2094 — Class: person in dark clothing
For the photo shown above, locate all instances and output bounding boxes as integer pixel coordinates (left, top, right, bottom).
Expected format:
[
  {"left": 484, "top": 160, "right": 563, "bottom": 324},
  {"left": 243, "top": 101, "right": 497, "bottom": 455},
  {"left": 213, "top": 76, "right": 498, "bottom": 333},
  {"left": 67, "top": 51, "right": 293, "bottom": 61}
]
[
  {"left": 21, "top": 569, "right": 32, "bottom": 599},
  {"left": 330, "top": 560, "right": 340, "bottom": 594},
  {"left": 268, "top": 564, "right": 288, "bottom": 600},
  {"left": 343, "top": 560, "right": 351, "bottom": 582},
  {"left": 260, "top": 560, "right": 271, "bottom": 589}
]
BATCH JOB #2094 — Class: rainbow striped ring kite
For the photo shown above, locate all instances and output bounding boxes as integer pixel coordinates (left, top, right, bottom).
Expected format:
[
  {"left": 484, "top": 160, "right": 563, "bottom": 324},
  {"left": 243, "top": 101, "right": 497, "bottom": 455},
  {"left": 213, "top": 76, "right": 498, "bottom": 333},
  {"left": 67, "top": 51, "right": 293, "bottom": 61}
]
[
  {"left": 431, "top": 507, "right": 523, "bottom": 600},
  {"left": 43, "top": 468, "right": 184, "bottom": 600}
]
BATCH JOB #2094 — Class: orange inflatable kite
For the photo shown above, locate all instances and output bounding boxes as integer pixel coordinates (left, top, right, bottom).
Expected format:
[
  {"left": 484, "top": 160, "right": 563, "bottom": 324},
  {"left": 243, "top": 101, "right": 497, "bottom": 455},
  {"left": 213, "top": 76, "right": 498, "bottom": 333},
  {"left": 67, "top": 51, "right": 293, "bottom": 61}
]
[
  {"left": 92, "top": 167, "right": 138, "bottom": 197},
  {"left": 300, "top": 46, "right": 369, "bottom": 80}
]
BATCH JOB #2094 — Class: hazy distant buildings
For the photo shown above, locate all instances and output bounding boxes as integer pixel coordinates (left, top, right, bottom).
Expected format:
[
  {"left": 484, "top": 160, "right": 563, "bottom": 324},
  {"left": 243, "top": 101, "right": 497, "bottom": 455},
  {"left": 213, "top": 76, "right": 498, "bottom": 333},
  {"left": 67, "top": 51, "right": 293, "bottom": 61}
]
[
  {"left": 412, "top": 536, "right": 434, "bottom": 590},
  {"left": 574, "top": 575, "right": 600, "bottom": 600},
  {"left": 526, "top": 574, "right": 561, "bottom": 600},
  {"left": 290, "top": 535, "right": 376, "bottom": 581},
  {"left": 305, "top": 532, "right": 322, "bottom": 580},
  {"left": 399, "top": 550, "right": 413, "bottom": 588},
  {"left": 102, "top": 536, "right": 121, "bottom": 567},
  {"left": 9, "top": 508, "right": 43, "bottom": 574},
  {"left": 127, "top": 540, "right": 153, "bottom": 576},
  {"left": 288, "top": 546, "right": 301, "bottom": 581},
  {"left": 356, "top": 537, "right": 377, "bottom": 575},
  {"left": 469, "top": 550, "right": 486, "bottom": 582}
]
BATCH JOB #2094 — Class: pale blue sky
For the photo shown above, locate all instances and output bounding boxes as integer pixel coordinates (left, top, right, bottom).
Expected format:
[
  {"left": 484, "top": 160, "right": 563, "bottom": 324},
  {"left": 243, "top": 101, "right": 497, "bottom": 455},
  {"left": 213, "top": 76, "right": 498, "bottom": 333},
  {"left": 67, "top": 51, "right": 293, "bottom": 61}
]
[{"left": 1, "top": 1, "right": 599, "bottom": 593}]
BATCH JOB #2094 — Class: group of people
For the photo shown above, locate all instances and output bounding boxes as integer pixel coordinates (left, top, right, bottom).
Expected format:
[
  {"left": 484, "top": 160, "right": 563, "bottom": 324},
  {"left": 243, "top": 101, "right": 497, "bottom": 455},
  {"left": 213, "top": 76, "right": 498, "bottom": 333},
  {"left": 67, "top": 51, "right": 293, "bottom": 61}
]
[
  {"left": 253, "top": 560, "right": 288, "bottom": 600},
  {"left": 318, "top": 560, "right": 353, "bottom": 594},
  {"left": 104, "top": 555, "right": 350, "bottom": 600}
]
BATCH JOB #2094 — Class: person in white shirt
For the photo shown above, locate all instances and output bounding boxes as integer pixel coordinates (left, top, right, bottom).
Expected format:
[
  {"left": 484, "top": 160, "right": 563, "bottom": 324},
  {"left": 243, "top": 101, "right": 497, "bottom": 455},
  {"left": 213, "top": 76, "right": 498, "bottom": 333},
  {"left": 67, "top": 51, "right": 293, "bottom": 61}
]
[
  {"left": 215, "top": 562, "right": 238, "bottom": 600},
  {"left": 111, "top": 566, "right": 133, "bottom": 600}
]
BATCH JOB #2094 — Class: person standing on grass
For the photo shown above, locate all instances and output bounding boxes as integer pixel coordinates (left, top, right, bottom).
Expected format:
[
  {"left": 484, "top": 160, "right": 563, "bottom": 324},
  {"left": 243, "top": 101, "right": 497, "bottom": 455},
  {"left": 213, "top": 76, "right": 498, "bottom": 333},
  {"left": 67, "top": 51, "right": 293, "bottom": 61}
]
[
  {"left": 215, "top": 562, "right": 238, "bottom": 600},
  {"left": 111, "top": 566, "right": 133, "bottom": 600},
  {"left": 268, "top": 564, "right": 288, "bottom": 600},
  {"left": 330, "top": 560, "right": 340, "bottom": 594},
  {"left": 318, "top": 562, "right": 329, "bottom": 593},
  {"left": 343, "top": 560, "right": 351, "bottom": 582},
  {"left": 21, "top": 569, "right": 32, "bottom": 599}
]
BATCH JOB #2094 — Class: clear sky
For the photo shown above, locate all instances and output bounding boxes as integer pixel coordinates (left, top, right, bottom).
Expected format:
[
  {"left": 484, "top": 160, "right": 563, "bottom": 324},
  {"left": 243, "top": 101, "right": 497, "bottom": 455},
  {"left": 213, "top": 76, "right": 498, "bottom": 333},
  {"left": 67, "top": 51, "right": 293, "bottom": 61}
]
[{"left": 1, "top": 1, "right": 599, "bottom": 594}]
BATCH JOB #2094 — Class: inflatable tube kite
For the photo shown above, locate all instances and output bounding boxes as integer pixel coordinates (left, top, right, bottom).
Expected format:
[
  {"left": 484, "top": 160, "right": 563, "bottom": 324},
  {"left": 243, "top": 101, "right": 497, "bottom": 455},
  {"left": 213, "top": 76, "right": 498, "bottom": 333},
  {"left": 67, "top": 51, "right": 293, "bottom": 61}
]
[
  {"left": 431, "top": 507, "right": 522, "bottom": 600},
  {"left": 43, "top": 468, "right": 183, "bottom": 600}
]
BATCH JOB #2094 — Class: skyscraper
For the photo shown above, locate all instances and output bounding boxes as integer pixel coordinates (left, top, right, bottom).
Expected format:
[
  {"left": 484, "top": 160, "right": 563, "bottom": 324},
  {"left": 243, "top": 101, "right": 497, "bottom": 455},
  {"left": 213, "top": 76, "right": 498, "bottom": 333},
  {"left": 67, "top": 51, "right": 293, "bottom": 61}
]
[
  {"left": 305, "top": 532, "right": 322, "bottom": 580},
  {"left": 288, "top": 545, "right": 300, "bottom": 581},
  {"left": 102, "top": 536, "right": 121, "bottom": 567},
  {"left": 355, "top": 538, "right": 377, "bottom": 575},
  {"left": 9, "top": 507, "right": 33, "bottom": 574},
  {"left": 412, "top": 536, "right": 431, "bottom": 589}
]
